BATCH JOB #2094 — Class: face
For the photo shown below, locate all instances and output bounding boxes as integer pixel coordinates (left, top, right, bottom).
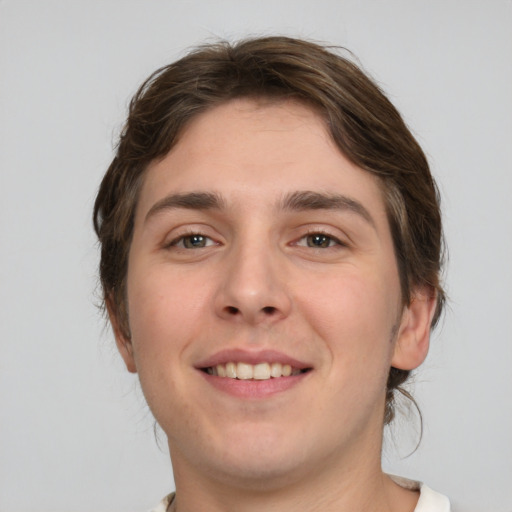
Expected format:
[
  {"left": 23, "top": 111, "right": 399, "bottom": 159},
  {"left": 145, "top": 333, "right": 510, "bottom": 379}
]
[{"left": 114, "top": 99, "right": 431, "bottom": 488}]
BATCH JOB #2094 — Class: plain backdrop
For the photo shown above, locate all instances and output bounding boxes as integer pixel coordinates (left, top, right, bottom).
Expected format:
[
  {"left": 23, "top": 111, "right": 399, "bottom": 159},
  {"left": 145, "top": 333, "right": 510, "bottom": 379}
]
[{"left": 1, "top": 1, "right": 511, "bottom": 511}]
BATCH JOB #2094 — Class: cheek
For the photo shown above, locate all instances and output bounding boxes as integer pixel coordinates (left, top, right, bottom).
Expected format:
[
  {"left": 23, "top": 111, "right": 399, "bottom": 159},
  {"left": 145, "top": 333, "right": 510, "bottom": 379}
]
[
  {"left": 297, "top": 269, "right": 400, "bottom": 366},
  {"left": 124, "top": 265, "right": 214, "bottom": 420},
  {"left": 126, "top": 265, "right": 212, "bottom": 367}
]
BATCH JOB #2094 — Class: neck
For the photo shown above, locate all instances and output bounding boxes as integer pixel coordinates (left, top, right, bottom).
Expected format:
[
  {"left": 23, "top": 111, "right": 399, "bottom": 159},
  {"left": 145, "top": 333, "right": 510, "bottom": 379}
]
[{"left": 167, "top": 433, "right": 419, "bottom": 512}]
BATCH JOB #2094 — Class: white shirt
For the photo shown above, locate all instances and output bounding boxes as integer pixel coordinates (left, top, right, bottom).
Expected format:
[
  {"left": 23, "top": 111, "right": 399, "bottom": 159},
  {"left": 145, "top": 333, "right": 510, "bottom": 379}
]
[
  {"left": 391, "top": 476, "right": 451, "bottom": 512},
  {"left": 415, "top": 483, "right": 451, "bottom": 511}
]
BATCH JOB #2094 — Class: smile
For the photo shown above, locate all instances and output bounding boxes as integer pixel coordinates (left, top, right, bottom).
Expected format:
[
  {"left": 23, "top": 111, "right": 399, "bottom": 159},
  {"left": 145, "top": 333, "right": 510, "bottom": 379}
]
[{"left": 204, "top": 362, "right": 307, "bottom": 380}]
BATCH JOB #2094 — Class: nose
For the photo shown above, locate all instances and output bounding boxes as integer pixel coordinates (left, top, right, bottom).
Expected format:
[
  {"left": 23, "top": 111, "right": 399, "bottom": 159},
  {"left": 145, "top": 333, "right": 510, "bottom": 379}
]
[{"left": 213, "top": 240, "right": 292, "bottom": 325}]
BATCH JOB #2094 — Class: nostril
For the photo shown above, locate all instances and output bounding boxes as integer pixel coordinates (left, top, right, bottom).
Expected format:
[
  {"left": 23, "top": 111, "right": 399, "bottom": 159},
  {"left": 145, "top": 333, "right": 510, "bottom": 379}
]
[{"left": 220, "top": 305, "right": 280, "bottom": 319}]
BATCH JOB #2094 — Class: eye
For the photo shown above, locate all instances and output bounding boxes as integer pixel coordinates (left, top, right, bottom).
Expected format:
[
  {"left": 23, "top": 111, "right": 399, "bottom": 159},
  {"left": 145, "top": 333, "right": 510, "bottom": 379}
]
[
  {"left": 297, "top": 232, "right": 342, "bottom": 248},
  {"left": 171, "top": 234, "right": 216, "bottom": 249}
]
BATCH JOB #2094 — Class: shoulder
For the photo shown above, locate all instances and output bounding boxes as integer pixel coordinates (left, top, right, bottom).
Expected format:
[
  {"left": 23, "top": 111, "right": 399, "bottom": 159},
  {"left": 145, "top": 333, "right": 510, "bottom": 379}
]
[
  {"left": 391, "top": 475, "right": 451, "bottom": 512},
  {"left": 415, "top": 483, "right": 451, "bottom": 512},
  {"left": 148, "top": 492, "right": 175, "bottom": 512}
]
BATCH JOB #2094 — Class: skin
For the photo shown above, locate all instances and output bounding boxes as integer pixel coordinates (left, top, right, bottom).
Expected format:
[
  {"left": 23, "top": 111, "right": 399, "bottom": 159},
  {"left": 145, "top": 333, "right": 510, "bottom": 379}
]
[{"left": 110, "top": 99, "right": 436, "bottom": 512}]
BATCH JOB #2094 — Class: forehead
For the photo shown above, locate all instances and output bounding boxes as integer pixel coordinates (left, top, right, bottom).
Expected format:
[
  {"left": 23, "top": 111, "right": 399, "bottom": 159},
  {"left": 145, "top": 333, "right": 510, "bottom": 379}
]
[{"left": 136, "top": 98, "right": 388, "bottom": 222}]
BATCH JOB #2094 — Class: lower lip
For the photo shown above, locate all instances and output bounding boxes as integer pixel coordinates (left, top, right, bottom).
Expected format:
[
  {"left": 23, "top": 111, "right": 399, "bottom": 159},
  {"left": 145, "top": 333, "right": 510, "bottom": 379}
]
[{"left": 199, "top": 370, "right": 309, "bottom": 399}]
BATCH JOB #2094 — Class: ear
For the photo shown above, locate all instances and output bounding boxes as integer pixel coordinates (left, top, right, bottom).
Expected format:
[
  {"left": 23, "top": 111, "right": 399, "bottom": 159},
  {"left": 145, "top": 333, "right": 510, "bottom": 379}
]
[
  {"left": 105, "top": 295, "right": 137, "bottom": 374},
  {"left": 391, "top": 287, "right": 437, "bottom": 371}
]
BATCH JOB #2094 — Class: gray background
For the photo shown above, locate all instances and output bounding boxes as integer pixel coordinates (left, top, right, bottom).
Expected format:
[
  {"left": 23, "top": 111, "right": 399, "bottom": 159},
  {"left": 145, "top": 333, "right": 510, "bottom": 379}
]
[{"left": 1, "top": 1, "right": 511, "bottom": 511}]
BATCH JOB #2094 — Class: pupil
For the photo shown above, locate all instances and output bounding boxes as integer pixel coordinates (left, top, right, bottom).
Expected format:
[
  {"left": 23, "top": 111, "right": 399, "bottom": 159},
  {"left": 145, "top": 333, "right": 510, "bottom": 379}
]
[
  {"left": 185, "top": 235, "right": 205, "bottom": 248},
  {"left": 309, "top": 234, "right": 329, "bottom": 248}
]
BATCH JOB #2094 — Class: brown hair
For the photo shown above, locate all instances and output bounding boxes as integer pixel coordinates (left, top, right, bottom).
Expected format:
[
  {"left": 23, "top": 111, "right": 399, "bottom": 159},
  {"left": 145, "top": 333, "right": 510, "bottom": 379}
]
[{"left": 93, "top": 36, "right": 445, "bottom": 425}]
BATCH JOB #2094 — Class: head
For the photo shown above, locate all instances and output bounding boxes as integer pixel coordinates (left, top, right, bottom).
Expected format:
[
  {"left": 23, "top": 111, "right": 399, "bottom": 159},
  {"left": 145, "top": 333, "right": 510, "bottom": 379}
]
[{"left": 94, "top": 36, "right": 444, "bottom": 427}]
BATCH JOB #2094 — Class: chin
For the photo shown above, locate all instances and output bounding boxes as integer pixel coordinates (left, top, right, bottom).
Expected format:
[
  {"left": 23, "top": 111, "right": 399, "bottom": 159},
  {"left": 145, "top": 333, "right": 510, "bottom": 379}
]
[
  {"left": 205, "top": 451, "right": 311, "bottom": 491},
  {"left": 173, "top": 422, "right": 316, "bottom": 490}
]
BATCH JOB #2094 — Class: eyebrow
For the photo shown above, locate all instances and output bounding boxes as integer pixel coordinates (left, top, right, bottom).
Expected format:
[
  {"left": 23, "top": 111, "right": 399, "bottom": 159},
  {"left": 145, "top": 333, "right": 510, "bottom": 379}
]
[
  {"left": 145, "top": 192, "right": 225, "bottom": 222},
  {"left": 145, "top": 190, "right": 375, "bottom": 228},
  {"left": 280, "top": 191, "right": 376, "bottom": 228}
]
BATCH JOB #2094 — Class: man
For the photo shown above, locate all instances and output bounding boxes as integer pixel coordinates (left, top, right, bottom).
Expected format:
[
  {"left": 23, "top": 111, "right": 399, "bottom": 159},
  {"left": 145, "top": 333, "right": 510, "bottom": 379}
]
[{"left": 94, "top": 37, "right": 449, "bottom": 511}]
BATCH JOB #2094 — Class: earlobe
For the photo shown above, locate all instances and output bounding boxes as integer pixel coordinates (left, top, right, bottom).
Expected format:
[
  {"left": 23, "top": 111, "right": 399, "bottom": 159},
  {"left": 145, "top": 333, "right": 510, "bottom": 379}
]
[
  {"left": 391, "top": 287, "right": 437, "bottom": 371},
  {"left": 105, "top": 295, "right": 137, "bottom": 374}
]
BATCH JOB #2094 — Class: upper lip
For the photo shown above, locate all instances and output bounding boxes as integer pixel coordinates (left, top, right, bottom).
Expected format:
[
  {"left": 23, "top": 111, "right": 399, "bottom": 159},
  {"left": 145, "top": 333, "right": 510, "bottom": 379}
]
[{"left": 195, "top": 348, "right": 312, "bottom": 370}]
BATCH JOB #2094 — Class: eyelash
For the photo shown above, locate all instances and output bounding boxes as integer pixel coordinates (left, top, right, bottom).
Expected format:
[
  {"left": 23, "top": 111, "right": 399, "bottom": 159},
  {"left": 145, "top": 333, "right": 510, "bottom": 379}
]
[
  {"left": 294, "top": 230, "right": 345, "bottom": 249},
  {"left": 167, "top": 231, "right": 217, "bottom": 249},
  {"left": 165, "top": 229, "right": 345, "bottom": 251}
]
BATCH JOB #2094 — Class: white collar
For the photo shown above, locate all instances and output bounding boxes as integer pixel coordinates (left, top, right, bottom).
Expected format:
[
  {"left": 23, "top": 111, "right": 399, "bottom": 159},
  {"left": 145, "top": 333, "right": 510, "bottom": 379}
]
[{"left": 390, "top": 475, "right": 451, "bottom": 512}]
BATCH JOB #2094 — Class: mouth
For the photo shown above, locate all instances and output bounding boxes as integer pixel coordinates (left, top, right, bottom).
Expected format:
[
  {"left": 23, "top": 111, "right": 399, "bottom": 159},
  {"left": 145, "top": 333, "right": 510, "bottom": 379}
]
[
  {"left": 196, "top": 349, "right": 313, "bottom": 397},
  {"left": 201, "top": 361, "right": 310, "bottom": 380}
]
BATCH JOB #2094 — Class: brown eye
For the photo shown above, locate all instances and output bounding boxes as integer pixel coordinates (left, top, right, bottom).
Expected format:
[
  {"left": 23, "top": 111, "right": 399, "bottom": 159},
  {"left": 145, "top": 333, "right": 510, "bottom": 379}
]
[
  {"left": 184, "top": 235, "right": 207, "bottom": 248},
  {"left": 306, "top": 234, "right": 336, "bottom": 248}
]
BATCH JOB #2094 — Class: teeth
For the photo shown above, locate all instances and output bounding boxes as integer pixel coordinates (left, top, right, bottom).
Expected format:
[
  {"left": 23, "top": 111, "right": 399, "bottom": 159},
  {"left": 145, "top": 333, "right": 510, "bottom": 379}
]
[
  {"left": 282, "top": 364, "right": 292, "bottom": 377},
  {"left": 207, "top": 362, "right": 304, "bottom": 380},
  {"left": 237, "top": 362, "right": 253, "bottom": 380},
  {"left": 270, "top": 362, "right": 282, "bottom": 378},
  {"left": 253, "top": 363, "right": 270, "bottom": 380},
  {"left": 225, "top": 362, "right": 237, "bottom": 378}
]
